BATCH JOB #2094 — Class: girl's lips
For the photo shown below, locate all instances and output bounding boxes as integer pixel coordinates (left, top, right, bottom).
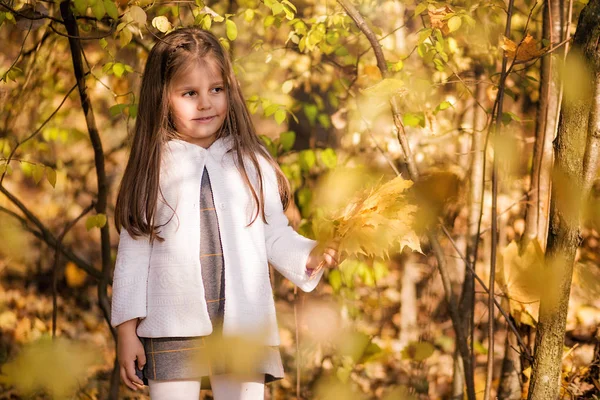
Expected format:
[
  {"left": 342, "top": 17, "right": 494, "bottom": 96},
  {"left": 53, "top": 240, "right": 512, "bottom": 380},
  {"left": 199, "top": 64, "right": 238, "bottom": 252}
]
[{"left": 192, "top": 116, "right": 216, "bottom": 123}]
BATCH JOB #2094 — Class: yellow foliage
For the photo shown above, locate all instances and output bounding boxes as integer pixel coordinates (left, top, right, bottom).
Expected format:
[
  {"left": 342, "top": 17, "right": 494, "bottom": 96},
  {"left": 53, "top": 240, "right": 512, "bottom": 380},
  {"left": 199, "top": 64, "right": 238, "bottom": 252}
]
[
  {"left": 0, "top": 336, "right": 101, "bottom": 399},
  {"left": 314, "top": 170, "right": 421, "bottom": 260},
  {"left": 65, "top": 261, "right": 87, "bottom": 288},
  {"left": 496, "top": 240, "right": 545, "bottom": 326},
  {"left": 501, "top": 33, "right": 547, "bottom": 61}
]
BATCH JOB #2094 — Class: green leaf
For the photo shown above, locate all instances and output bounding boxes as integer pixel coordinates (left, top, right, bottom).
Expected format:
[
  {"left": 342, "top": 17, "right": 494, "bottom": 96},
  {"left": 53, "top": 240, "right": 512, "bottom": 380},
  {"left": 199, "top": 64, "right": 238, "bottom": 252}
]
[
  {"left": 259, "top": 135, "right": 277, "bottom": 157},
  {"left": 414, "top": 2, "right": 428, "bottom": 16},
  {"left": 274, "top": 109, "right": 286, "bottom": 125},
  {"left": 129, "top": 104, "right": 138, "bottom": 119},
  {"left": 85, "top": 214, "right": 107, "bottom": 231},
  {"left": 152, "top": 16, "right": 171, "bottom": 33},
  {"left": 401, "top": 341, "right": 435, "bottom": 361},
  {"left": 112, "top": 63, "right": 125, "bottom": 78},
  {"left": 434, "top": 100, "right": 453, "bottom": 114},
  {"left": 109, "top": 103, "right": 129, "bottom": 116},
  {"left": 74, "top": 0, "right": 88, "bottom": 15},
  {"left": 447, "top": 15, "right": 462, "bottom": 33},
  {"left": 119, "top": 27, "right": 132, "bottom": 47},
  {"left": 96, "top": 213, "right": 107, "bottom": 228},
  {"left": 279, "top": 131, "right": 295, "bottom": 151},
  {"left": 264, "top": 104, "right": 279, "bottom": 117},
  {"left": 303, "top": 104, "right": 318, "bottom": 125},
  {"left": 297, "top": 186, "right": 312, "bottom": 211},
  {"left": 417, "top": 28, "right": 432, "bottom": 45},
  {"left": 32, "top": 164, "right": 45, "bottom": 184},
  {"left": 0, "top": 163, "right": 13, "bottom": 176},
  {"left": 299, "top": 149, "right": 316, "bottom": 171},
  {"left": 317, "top": 114, "right": 330, "bottom": 129},
  {"left": 102, "top": 61, "right": 114, "bottom": 74},
  {"left": 46, "top": 167, "right": 57, "bottom": 188},
  {"left": 99, "top": 38, "right": 108, "bottom": 49},
  {"left": 390, "top": 60, "right": 403, "bottom": 72},
  {"left": 225, "top": 19, "right": 237, "bottom": 41},
  {"left": 271, "top": 1, "right": 284, "bottom": 15},
  {"left": 103, "top": 0, "right": 118, "bottom": 19},
  {"left": 320, "top": 148, "right": 337, "bottom": 169},
  {"left": 129, "top": 5, "right": 146, "bottom": 25},
  {"left": 328, "top": 269, "right": 342, "bottom": 291},
  {"left": 501, "top": 111, "right": 521, "bottom": 125},
  {"left": 91, "top": 0, "right": 105, "bottom": 20},
  {"left": 402, "top": 112, "right": 425, "bottom": 128}
]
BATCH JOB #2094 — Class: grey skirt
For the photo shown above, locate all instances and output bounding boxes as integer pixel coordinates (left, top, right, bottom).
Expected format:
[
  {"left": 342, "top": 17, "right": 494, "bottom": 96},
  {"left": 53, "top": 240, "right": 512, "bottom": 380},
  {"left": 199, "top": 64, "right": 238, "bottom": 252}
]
[{"left": 138, "top": 335, "right": 284, "bottom": 384}]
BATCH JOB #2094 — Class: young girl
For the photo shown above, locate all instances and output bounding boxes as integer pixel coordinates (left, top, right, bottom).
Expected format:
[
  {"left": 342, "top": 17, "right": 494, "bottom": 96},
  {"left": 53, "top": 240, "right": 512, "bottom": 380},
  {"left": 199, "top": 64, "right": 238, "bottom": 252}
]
[{"left": 110, "top": 27, "right": 339, "bottom": 399}]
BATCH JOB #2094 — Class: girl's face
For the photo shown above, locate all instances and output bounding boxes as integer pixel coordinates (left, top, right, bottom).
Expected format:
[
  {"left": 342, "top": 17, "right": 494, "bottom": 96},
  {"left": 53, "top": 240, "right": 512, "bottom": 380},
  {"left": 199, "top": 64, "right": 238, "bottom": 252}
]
[{"left": 168, "top": 57, "right": 228, "bottom": 148}]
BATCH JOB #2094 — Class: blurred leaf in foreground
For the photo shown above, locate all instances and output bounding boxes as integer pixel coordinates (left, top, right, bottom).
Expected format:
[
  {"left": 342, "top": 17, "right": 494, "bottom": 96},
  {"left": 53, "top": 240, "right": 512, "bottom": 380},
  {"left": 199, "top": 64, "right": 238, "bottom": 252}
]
[
  {"left": 0, "top": 336, "right": 101, "bottom": 399},
  {"left": 496, "top": 240, "right": 545, "bottom": 326}
]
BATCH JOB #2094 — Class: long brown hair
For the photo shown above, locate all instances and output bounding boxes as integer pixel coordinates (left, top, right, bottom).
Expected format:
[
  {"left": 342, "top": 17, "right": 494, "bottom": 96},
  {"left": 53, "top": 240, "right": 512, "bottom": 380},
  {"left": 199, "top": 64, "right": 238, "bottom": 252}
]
[{"left": 114, "top": 27, "right": 291, "bottom": 243}]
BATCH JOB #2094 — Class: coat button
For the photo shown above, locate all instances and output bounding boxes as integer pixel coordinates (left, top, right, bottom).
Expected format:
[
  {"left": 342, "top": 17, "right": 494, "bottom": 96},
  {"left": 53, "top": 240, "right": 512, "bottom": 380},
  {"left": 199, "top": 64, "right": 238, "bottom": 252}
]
[{"left": 219, "top": 203, "right": 226, "bottom": 210}]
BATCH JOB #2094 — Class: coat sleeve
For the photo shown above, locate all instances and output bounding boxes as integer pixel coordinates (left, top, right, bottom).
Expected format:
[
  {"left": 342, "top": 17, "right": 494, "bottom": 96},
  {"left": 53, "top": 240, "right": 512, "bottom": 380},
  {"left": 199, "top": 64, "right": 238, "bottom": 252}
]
[
  {"left": 261, "top": 159, "right": 324, "bottom": 292},
  {"left": 110, "top": 227, "right": 152, "bottom": 327}
]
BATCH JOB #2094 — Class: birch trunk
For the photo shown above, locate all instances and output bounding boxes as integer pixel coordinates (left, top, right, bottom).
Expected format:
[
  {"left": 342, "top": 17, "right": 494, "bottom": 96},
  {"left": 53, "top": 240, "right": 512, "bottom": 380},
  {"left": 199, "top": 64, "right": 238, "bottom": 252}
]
[{"left": 528, "top": 1, "right": 600, "bottom": 397}]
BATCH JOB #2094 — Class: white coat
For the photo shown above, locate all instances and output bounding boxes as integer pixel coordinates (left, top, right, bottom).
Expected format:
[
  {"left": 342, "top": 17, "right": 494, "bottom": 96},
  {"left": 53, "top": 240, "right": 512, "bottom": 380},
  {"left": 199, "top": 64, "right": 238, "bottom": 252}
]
[{"left": 110, "top": 135, "right": 323, "bottom": 345}]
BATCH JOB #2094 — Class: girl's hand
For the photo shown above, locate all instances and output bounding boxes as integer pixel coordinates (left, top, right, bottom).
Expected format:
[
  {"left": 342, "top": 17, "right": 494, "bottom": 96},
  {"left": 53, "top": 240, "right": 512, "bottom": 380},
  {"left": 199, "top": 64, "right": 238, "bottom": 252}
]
[
  {"left": 117, "top": 319, "right": 146, "bottom": 391},
  {"left": 306, "top": 240, "right": 340, "bottom": 279}
]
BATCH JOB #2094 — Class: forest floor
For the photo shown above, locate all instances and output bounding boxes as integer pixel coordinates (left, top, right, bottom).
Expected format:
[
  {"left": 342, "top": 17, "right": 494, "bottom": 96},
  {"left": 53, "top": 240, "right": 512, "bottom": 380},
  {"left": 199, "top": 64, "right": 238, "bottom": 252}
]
[{"left": 0, "top": 232, "right": 599, "bottom": 399}]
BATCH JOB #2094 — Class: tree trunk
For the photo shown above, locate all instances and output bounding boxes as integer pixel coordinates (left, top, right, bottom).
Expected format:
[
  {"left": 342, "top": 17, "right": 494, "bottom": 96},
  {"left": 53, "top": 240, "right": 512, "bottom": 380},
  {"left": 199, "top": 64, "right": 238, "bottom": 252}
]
[
  {"left": 497, "top": 298, "right": 522, "bottom": 399},
  {"left": 528, "top": 1, "right": 600, "bottom": 398},
  {"left": 502, "top": 2, "right": 565, "bottom": 397},
  {"left": 59, "top": 1, "right": 117, "bottom": 398},
  {"left": 523, "top": 0, "right": 564, "bottom": 250}
]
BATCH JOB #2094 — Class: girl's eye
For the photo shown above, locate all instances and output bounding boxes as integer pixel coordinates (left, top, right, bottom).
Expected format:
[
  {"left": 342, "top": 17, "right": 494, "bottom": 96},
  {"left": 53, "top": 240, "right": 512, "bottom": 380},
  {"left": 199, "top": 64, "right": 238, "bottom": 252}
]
[
  {"left": 183, "top": 91, "right": 196, "bottom": 97},
  {"left": 212, "top": 87, "right": 224, "bottom": 94}
]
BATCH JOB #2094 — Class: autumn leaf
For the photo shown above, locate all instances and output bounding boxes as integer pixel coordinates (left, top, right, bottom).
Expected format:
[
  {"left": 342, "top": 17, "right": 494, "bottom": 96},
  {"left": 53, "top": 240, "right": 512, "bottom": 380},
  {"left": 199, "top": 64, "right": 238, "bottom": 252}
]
[
  {"left": 428, "top": 5, "right": 454, "bottom": 36},
  {"left": 501, "top": 33, "right": 547, "bottom": 61},
  {"left": 65, "top": 262, "right": 87, "bottom": 287},
  {"left": 496, "top": 240, "right": 545, "bottom": 326}
]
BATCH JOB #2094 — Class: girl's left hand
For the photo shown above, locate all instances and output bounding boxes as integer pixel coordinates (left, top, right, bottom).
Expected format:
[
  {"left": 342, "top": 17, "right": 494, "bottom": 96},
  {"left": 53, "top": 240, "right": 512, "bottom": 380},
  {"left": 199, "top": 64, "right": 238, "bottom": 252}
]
[{"left": 306, "top": 240, "right": 340, "bottom": 279}]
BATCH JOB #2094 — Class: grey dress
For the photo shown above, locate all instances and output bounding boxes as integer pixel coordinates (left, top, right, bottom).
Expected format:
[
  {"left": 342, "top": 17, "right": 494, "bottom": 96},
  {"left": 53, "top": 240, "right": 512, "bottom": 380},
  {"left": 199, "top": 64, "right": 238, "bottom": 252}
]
[{"left": 138, "top": 168, "right": 284, "bottom": 384}]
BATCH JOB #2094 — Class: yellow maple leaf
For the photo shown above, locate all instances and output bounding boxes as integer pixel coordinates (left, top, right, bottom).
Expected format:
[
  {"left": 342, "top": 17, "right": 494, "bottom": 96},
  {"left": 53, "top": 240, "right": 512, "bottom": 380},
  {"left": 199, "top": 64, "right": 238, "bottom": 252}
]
[
  {"left": 501, "top": 33, "right": 546, "bottom": 61},
  {"left": 316, "top": 173, "right": 421, "bottom": 260}
]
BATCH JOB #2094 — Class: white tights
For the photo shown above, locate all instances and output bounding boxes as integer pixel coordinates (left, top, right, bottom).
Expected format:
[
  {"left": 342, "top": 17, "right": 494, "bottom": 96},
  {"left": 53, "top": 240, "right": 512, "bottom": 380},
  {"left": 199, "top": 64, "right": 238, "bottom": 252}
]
[{"left": 148, "top": 374, "right": 265, "bottom": 400}]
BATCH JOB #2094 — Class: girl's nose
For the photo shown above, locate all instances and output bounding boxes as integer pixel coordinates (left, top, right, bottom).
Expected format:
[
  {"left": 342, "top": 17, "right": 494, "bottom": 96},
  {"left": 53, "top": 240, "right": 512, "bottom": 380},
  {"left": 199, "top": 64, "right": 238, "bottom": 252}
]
[{"left": 197, "top": 94, "right": 211, "bottom": 110}]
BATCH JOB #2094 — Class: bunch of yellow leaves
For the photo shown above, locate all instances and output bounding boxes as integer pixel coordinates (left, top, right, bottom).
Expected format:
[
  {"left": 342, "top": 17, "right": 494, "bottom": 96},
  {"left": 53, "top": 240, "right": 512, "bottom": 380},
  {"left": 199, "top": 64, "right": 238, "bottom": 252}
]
[{"left": 314, "top": 173, "right": 422, "bottom": 260}]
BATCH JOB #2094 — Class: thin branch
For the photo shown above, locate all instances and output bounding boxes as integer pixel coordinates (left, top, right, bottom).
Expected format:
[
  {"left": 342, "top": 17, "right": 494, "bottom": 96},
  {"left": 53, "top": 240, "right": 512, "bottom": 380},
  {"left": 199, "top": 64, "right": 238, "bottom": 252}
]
[
  {"left": 49, "top": 20, "right": 115, "bottom": 40},
  {"left": 52, "top": 202, "right": 95, "bottom": 337},
  {"left": 1, "top": 22, "right": 32, "bottom": 82},
  {"left": 0, "top": 1, "right": 64, "bottom": 23},
  {"left": 338, "top": 0, "right": 389, "bottom": 77},
  {"left": 440, "top": 224, "right": 533, "bottom": 361},
  {"left": 485, "top": 0, "right": 517, "bottom": 398}
]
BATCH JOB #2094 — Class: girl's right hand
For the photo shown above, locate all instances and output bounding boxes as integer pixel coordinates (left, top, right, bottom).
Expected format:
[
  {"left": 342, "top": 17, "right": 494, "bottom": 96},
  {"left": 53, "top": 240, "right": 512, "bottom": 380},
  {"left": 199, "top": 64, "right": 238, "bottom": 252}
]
[{"left": 116, "top": 319, "right": 146, "bottom": 391}]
